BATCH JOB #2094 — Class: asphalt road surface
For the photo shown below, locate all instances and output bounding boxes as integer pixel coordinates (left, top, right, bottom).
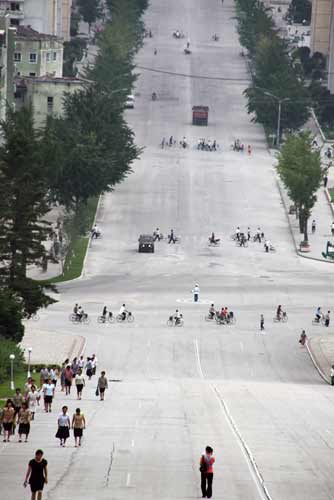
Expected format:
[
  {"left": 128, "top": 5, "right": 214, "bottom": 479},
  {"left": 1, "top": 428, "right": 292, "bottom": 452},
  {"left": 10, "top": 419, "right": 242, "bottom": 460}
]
[{"left": 3, "top": 0, "right": 334, "bottom": 499}]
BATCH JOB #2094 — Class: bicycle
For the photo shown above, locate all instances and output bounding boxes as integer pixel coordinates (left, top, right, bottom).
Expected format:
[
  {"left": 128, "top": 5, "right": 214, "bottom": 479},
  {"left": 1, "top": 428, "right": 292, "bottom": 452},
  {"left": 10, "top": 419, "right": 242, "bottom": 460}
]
[
  {"left": 69, "top": 313, "right": 90, "bottom": 325},
  {"left": 273, "top": 312, "right": 288, "bottom": 323},
  {"left": 116, "top": 312, "right": 134, "bottom": 323},
  {"left": 167, "top": 315, "right": 184, "bottom": 327},
  {"left": 97, "top": 313, "right": 115, "bottom": 324},
  {"left": 312, "top": 315, "right": 326, "bottom": 326}
]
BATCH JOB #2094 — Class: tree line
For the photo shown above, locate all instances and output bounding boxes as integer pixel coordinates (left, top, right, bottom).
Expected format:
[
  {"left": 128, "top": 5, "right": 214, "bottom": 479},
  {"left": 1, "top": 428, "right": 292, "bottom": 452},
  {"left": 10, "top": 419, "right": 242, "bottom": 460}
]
[{"left": 0, "top": 0, "right": 148, "bottom": 343}]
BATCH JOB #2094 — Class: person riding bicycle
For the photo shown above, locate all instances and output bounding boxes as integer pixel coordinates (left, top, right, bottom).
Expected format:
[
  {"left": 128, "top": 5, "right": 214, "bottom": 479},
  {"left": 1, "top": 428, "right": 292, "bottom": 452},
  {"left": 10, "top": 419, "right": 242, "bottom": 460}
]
[
  {"left": 119, "top": 304, "right": 127, "bottom": 321},
  {"left": 208, "top": 304, "right": 216, "bottom": 319},
  {"left": 315, "top": 306, "right": 322, "bottom": 322},
  {"left": 239, "top": 233, "right": 246, "bottom": 246},
  {"left": 73, "top": 303, "right": 79, "bottom": 316},
  {"left": 235, "top": 227, "right": 240, "bottom": 241},
  {"left": 209, "top": 232, "right": 220, "bottom": 245},
  {"left": 299, "top": 330, "right": 307, "bottom": 345},
  {"left": 174, "top": 309, "right": 182, "bottom": 325},
  {"left": 77, "top": 306, "right": 85, "bottom": 321},
  {"left": 102, "top": 306, "right": 108, "bottom": 322},
  {"left": 276, "top": 305, "right": 282, "bottom": 320}
]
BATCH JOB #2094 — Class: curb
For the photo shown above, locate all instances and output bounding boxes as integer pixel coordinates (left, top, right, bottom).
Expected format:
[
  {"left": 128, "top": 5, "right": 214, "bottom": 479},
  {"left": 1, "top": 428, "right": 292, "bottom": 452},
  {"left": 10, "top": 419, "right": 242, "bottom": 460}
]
[
  {"left": 276, "top": 179, "right": 334, "bottom": 264},
  {"left": 55, "top": 194, "right": 102, "bottom": 285},
  {"left": 305, "top": 339, "right": 330, "bottom": 384}
]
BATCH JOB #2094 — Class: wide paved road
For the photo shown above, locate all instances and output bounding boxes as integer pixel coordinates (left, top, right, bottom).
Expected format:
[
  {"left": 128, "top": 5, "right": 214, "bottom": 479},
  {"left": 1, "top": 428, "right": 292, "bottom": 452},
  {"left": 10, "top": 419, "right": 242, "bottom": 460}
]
[{"left": 3, "top": 1, "right": 334, "bottom": 499}]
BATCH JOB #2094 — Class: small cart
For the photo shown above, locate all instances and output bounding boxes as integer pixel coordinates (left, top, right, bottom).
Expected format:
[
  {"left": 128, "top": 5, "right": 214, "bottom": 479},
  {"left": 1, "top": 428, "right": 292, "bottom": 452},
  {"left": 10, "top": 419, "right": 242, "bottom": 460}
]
[{"left": 192, "top": 105, "right": 209, "bottom": 126}]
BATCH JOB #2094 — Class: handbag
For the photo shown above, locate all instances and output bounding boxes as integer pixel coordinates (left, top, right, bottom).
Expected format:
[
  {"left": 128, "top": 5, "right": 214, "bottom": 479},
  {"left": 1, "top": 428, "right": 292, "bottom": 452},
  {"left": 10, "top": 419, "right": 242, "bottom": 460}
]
[
  {"left": 199, "top": 455, "right": 207, "bottom": 473},
  {"left": 95, "top": 387, "right": 99, "bottom": 396}
]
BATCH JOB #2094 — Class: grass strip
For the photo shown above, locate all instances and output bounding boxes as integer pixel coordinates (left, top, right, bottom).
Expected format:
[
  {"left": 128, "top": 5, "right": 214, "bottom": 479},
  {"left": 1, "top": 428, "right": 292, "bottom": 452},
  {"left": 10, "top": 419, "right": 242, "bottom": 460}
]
[{"left": 0, "top": 370, "right": 27, "bottom": 403}]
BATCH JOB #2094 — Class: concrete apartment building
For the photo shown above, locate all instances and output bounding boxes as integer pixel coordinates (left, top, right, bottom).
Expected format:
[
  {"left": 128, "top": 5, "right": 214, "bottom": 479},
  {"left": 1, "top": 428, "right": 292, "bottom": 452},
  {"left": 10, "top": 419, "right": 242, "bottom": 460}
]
[
  {"left": 0, "top": 15, "right": 15, "bottom": 121},
  {"left": 14, "top": 25, "right": 63, "bottom": 77},
  {"left": 0, "top": 0, "right": 72, "bottom": 40}
]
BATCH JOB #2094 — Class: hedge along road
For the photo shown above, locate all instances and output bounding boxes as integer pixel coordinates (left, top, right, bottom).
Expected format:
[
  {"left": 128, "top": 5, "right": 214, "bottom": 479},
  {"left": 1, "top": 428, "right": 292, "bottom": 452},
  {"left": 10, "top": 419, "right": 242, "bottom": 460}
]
[{"left": 3, "top": 0, "right": 334, "bottom": 499}]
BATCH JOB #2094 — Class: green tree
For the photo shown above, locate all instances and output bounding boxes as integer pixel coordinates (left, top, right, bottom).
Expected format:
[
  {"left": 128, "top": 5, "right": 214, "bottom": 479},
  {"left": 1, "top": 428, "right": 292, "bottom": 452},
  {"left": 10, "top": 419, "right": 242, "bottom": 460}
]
[
  {"left": 277, "top": 132, "right": 323, "bottom": 243},
  {"left": 77, "top": 0, "right": 102, "bottom": 30},
  {"left": 235, "top": 0, "right": 275, "bottom": 57},
  {"left": 0, "top": 338, "right": 25, "bottom": 382},
  {"left": 245, "top": 36, "right": 310, "bottom": 136},
  {"left": 0, "top": 107, "right": 56, "bottom": 315},
  {"left": 0, "top": 290, "right": 24, "bottom": 342}
]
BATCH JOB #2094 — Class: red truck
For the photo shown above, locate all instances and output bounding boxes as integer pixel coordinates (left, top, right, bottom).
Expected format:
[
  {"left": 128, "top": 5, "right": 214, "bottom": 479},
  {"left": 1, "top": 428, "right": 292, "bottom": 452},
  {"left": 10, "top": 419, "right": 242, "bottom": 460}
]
[{"left": 192, "top": 106, "right": 209, "bottom": 126}]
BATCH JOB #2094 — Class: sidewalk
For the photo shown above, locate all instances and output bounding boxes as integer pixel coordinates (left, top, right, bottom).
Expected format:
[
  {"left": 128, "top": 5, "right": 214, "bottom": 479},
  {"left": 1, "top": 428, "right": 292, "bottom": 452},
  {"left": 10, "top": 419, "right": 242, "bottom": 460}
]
[
  {"left": 307, "top": 336, "right": 334, "bottom": 384},
  {"left": 20, "top": 328, "right": 86, "bottom": 365}
]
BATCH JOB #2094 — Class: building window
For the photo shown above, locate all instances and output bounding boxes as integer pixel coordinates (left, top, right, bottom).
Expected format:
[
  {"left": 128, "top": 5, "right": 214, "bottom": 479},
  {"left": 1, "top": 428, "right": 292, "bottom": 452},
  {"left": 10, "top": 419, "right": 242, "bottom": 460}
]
[
  {"left": 14, "top": 52, "right": 21, "bottom": 62},
  {"left": 29, "top": 72, "right": 36, "bottom": 77},
  {"left": 10, "top": 19, "right": 19, "bottom": 26},
  {"left": 29, "top": 53, "right": 37, "bottom": 63},
  {"left": 46, "top": 52, "right": 51, "bottom": 62},
  {"left": 10, "top": 3, "right": 20, "bottom": 11},
  {"left": 47, "top": 96, "right": 54, "bottom": 114},
  {"left": 52, "top": 51, "right": 57, "bottom": 61}
]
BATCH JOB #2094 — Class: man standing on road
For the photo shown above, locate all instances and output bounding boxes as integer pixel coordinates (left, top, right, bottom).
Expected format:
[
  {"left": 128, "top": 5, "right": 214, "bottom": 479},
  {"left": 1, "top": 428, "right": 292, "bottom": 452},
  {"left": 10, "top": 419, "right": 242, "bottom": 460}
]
[
  {"left": 168, "top": 229, "right": 176, "bottom": 244},
  {"left": 260, "top": 314, "right": 265, "bottom": 331},
  {"left": 325, "top": 311, "right": 331, "bottom": 327},
  {"left": 331, "top": 222, "right": 334, "bottom": 236},
  {"left": 192, "top": 283, "right": 200, "bottom": 302}
]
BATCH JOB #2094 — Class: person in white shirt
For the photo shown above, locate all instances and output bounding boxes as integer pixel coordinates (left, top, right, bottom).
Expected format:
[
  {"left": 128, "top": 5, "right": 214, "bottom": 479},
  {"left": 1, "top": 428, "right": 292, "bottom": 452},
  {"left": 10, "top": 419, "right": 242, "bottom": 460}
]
[
  {"left": 119, "top": 304, "right": 127, "bottom": 321},
  {"left": 192, "top": 284, "right": 200, "bottom": 303},
  {"left": 42, "top": 379, "right": 55, "bottom": 413}
]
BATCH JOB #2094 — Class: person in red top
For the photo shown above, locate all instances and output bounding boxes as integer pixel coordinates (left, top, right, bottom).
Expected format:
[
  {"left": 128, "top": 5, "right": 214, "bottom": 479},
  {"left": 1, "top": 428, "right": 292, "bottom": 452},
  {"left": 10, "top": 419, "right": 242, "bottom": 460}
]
[{"left": 200, "top": 446, "right": 215, "bottom": 498}]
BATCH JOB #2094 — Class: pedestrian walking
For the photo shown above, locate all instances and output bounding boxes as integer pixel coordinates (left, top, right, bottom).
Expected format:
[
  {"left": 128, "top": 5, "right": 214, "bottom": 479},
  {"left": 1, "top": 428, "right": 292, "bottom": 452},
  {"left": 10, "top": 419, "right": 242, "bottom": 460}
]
[
  {"left": 2, "top": 399, "right": 15, "bottom": 442},
  {"left": 192, "top": 283, "right": 200, "bottom": 303},
  {"left": 331, "top": 364, "right": 334, "bottom": 385},
  {"left": 260, "top": 314, "right": 265, "bottom": 331},
  {"left": 91, "top": 354, "right": 98, "bottom": 376},
  {"left": 97, "top": 371, "right": 108, "bottom": 401},
  {"left": 55, "top": 406, "right": 71, "bottom": 447},
  {"left": 75, "top": 370, "right": 85, "bottom": 400},
  {"left": 72, "top": 408, "right": 86, "bottom": 447},
  {"left": 27, "top": 385, "right": 39, "bottom": 421},
  {"left": 247, "top": 144, "right": 252, "bottom": 155},
  {"left": 299, "top": 330, "right": 307, "bottom": 346},
  {"left": 199, "top": 446, "right": 215, "bottom": 499},
  {"left": 331, "top": 221, "right": 334, "bottom": 236},
  {"left": 86, "top": 357, "right": 93, "bottom": 380},
  {"left": 17, "top": 402, "right": 31, "bottom": 443},
  {"left": 324, "top": 175, "right": 328, "bottom": 188},
  {"left": 24, "top": 377, "right": 34, "bottom": 397},
  {"left": 78, "top": 355, "right": 85, "bottom": 371},
  {"left": 13, "top": 387, "right": 24, "bottom": 416},
  {"left": 24, "top": 449, "right": 48, "bottom": 500},
  {"left": 311, "top": 219, "right": 316, "bottom": 233},
  {"left": 168, "top": 229, "right": 176, "bottom": 244},
  {"left": 247, "top": 227, "right": 251, "bottom": 241},
  {"left": 49, "top": 367, "right": 58, "bottom": 387},
  {"left": 325, "top": 311, "right": 331, "bottom": 327},
  {"left": 42, "top": 378, "right": 55, "bottom": 413},
  {"left": 39, "top": 367, "right": 49, "bottom": 387},
  {"left": 71, "top": 358, "right": 79, "bottom": 377},
  {"left": 64, "top": 365, "right": 73, "bottom": 395}
]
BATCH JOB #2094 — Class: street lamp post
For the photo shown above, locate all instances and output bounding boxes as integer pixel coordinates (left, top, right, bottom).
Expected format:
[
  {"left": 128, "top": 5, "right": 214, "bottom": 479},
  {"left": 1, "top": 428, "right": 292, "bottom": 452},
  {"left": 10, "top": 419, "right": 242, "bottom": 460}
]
[
  {"left": 254, "top": 87, "right": 290, "bottom": 148},
  {"left": 27, "top": 347, "right": 32, "bottom": 378},
  {"left": 9, "top": 354, "right": 15, "bottom": 390}
]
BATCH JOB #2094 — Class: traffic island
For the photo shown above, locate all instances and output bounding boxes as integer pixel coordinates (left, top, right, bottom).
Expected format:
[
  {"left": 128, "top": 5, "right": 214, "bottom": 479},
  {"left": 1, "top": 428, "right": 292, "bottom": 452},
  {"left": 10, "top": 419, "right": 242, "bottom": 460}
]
[{"left": 306, "top": 336, "right": 334, "bottom": 384}]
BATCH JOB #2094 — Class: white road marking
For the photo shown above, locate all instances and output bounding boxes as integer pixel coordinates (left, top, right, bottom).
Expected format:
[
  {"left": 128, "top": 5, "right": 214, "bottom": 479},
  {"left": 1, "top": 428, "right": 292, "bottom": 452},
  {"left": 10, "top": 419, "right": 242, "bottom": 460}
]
[
  {"left": 126, "top": 472, "right": 131, "bottom": 487},
  {"left": 131, "top": 439, "right": 135, "bottom": 447},
  {"left": 194, "top": 339, "right": 204, "bottom": 379},
  {"left": 240, "top": 341, "right": 244, "bottom": 352},
  {"left": 195, "top": 339, "right": 273, "bottom": 500}
]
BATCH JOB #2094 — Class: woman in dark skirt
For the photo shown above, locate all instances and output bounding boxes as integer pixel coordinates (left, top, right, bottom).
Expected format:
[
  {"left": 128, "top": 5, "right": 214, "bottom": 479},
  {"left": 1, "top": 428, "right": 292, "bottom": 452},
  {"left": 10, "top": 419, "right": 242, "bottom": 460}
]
[
  {"left": 55, "top": 406, "right": 70, "bottom": 447},
  {"left": 17, "top": 402, "right": 31, "bottom": 442},
  {"left": 24, "top": 449, "right": 48, "bottom": 500}
]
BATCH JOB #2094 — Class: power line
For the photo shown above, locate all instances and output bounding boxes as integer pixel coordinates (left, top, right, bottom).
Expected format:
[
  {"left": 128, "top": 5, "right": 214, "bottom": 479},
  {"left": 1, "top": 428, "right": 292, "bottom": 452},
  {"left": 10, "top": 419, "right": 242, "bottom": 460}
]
[{"left": 135, "top": 65, "right": 251, "bottom": 82}]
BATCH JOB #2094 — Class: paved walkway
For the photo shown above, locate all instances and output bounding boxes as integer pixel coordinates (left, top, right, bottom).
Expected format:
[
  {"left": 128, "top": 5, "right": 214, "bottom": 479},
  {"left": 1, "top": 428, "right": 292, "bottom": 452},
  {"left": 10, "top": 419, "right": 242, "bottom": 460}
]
[
  {"left": 307, "top": 336, "right": 334, "bottom": 384},
  {"left": 20, "top": 327, "right": 86, "bottom": 365}
]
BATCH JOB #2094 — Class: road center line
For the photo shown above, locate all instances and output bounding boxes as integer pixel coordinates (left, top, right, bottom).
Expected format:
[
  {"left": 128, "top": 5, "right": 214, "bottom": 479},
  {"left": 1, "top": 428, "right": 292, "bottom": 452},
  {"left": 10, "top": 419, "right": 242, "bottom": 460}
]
[
  {"left": 126, "top": 472, "right": 131, "bottom": 487},
  {"left": 195, "top": 338, "right": 273, "bottom": 500}
]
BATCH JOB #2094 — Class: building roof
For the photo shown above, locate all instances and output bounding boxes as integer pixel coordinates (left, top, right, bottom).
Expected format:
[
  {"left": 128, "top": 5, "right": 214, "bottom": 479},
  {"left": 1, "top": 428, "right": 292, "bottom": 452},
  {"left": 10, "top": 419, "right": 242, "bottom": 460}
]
[
  {"left": 15, "top": 25, "right": 60, "bottom": 41},
  {"left": 15, "top": 75, "right": 85, "bottom": 88}
]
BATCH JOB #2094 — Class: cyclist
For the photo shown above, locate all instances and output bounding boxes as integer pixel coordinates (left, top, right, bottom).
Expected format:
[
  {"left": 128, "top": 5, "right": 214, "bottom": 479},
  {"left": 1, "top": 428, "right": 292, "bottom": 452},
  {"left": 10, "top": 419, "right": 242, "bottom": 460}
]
[
  {"left": 247, "top": 227, "right": 251, "bottom": 241},
  {"left": 119, "top": 304, "right": 127, "bottom": 321},
  {"left": 235, "top": 227, "right": 240, "bottom": 241},
  {"left": 315, "top": 306, "right": 322, "bottom": 323},
  {"left": 276, "top": 305, "right": 282, "bottom": 321},
  {"left": 239, "top": 233, "right": 246, "bottom": 247},
  {"left": 174, "top": 309, "right": 182, "bottom": 325},
  {"left": 101, "top": 306, "right": 108, "bottom": 323},
  {"left": 209, "top": 232, "right": 220, "bottom": 245},
  {"left": 208, "top": 304, "right": 216, "bottom": 319}
]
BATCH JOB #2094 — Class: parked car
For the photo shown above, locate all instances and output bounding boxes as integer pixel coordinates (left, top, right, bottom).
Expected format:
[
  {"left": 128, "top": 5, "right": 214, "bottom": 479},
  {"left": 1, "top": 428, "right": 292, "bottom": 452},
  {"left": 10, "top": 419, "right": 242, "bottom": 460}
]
[
  {"left": 126, "top": 95, "right": 135, "bottom": 108},
  {"left": 138, "top": 234, "right": 154, "bottom": 253}
]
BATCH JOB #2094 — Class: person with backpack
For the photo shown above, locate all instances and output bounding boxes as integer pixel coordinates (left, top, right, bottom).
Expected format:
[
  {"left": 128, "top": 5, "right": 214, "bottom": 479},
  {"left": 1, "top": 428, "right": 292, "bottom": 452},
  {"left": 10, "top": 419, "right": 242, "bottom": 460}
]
[{"left": 199, "top": 446, "right": 215, "bottom": 498}]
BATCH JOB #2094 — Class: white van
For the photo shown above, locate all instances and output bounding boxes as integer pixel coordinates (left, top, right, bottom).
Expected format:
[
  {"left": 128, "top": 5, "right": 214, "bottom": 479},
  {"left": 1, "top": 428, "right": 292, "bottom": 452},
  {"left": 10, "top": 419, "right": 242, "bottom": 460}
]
[{"left": 126, "top": 95, "right": 135, "bottom": 108}]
